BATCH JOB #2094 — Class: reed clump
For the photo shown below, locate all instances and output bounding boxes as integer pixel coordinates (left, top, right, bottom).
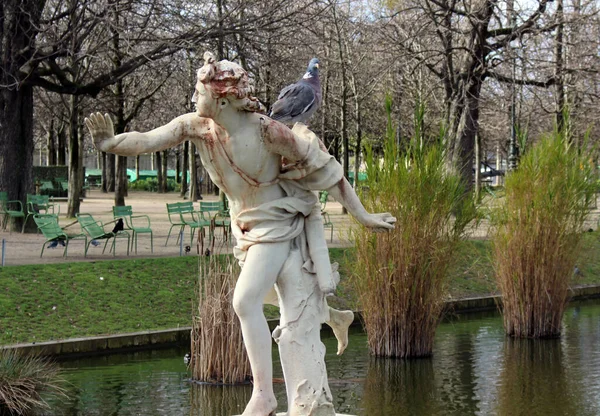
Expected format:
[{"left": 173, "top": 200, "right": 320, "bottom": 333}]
[
  {"left": 491, "top": 131, "right": 596, "bottom": 338},
  {"left": 0, "top": 349, "right": 65, "bottom": 416},
  {"left": 190, "top": 255, "right": 250, "bottom": 384},
  {"left": 351, "top": 99, "right": 474, "bottom": 358}
]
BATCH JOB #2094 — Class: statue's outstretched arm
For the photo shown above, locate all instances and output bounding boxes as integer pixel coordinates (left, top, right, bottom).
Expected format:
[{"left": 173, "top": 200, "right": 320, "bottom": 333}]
[
  {"left": 85, "top": 112, "right": 200, "bottom": 156},
  {"left": 259, "top": 117, "right": 395, "bottom": 231},
  {"left": 327, "top": 178, "right": 395, "bottom": 231}
]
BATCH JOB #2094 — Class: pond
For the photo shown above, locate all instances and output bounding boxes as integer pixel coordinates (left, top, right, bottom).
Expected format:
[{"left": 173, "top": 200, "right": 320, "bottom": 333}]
[{"left": 52, "top": 299, "right": 600, "bottom": 416}]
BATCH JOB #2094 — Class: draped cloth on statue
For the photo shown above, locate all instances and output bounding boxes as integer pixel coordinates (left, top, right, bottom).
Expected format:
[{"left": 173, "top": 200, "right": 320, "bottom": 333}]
[{"left": 232, "top": 123, "right": 342, "bottom": 265}]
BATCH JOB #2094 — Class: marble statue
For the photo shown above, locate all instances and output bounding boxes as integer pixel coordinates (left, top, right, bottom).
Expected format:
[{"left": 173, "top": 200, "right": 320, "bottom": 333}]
[{"left": 85, "top": 52, "right": 395, "bottom": 416}]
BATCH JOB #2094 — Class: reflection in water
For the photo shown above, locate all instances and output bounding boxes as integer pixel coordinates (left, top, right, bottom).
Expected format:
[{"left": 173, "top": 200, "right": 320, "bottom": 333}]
[
  {"left": 497, "top": 338, "right": 581, "bottom": 416},
  {"left": 189, "top": 383, "right": 251, "bottom": 416},
  {"left": 363, "top": 357, "right": 440, "bottom": 416},
  {"left": 48, "top": 300, "right": 600, "bottom": 416}
]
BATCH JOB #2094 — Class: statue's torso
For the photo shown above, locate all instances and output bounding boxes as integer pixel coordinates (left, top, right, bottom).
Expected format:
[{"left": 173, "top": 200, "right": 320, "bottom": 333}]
[{"left": 190, "top": 116, "right": 285, "bottom": 217}]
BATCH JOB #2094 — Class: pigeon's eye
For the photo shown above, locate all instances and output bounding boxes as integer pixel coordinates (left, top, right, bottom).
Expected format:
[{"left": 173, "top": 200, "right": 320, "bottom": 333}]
[{"left": 221, "top": 101, "right": 227, "bottom": 106}]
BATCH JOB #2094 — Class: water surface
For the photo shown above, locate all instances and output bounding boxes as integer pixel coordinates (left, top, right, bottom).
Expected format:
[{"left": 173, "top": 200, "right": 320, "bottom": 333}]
[{"left": 53, "top": 300, "right": 600, "bottom": 415}]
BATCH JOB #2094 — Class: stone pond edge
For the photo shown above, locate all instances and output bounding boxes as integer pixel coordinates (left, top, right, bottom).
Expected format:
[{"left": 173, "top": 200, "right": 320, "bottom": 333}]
[{"left": 3, "top": 284, "right": 600, "bottom": 358}]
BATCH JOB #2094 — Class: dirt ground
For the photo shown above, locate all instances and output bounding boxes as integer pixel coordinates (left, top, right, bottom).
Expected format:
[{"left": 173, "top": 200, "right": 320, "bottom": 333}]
[
  {"left": 0, "top": 189, "right": 356, "bottom": 266},
  {"left": 4, "top": 189, "right": 597, "bottom": 267}
]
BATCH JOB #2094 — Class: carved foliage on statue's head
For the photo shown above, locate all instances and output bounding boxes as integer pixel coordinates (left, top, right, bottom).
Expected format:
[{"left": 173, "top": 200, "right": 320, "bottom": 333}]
[{"left": 197, "top": 52, "right": 265, "bottom": 113}]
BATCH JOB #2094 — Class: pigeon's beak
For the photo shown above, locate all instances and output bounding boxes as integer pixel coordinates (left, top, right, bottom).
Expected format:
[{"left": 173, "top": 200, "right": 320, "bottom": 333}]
[{"left": 314, "top": 63, "right": 319, "bottom": 69}]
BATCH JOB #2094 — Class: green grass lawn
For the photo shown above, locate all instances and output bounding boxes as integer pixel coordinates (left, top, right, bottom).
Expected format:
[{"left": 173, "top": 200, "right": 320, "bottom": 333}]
[{"left": 2, "top": 233, "right": 600, "bottom": 346}]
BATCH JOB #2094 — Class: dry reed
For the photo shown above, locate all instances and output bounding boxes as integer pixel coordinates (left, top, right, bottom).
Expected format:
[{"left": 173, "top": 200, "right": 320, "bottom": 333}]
[
  {"left": 0, "top": 349, "right": 65, "bottom": 416},
  {"left": 190, "top": 254, "right": 250, "bottom": 384},
  {"left": 491, "top": 131, "right": 596, "bottom": 338},
  {"left": 351, "top": 98, "right": 474, "bottom": 358}
]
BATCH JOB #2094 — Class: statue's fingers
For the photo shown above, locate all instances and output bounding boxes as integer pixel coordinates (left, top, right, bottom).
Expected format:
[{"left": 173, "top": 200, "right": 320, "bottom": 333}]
[
  {"left": 98, "top": 112, "right": 108, "bottom": 130},
  {"left": 90, "top": 113, "right": 102, "bottom": 130},
  {"left": 105, "top": 113, "right": 114, "bottom": 134},
  {"left": 84, "top": 117, "right": 93, "bottom": 132}
]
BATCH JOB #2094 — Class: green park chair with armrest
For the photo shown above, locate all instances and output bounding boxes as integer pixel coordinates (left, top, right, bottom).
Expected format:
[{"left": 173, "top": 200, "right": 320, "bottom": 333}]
[
  {"left": 76, "top": 213, "right": 130, "bottom": 257},
  {"left": 165, "top": 201, "right": 211, "bottom": 249},
  {"left": 319, "top": 190, "right": 333, "bottom": 242},
  {"left": 24, "top": 194, "right": 59, "bottom": 233},
  {"left": 0, "top": 191, "right": 25, "bottom": 233},
  {"left": 322, "top": 211, "right": 334, "bottom": 242},
  {"left": 199, "top": 200, "right": 232, "bottom": 250},
  {"left": 112, "top": 205, "right": 153, "bottom": 254},
  {"left": 319, "top": 190, "right": 329, "bottom": 212},
  {"left": 165, "top": 202, "right": 188, "bottom": 246},
  {"left": 33, "top": 214, "right": 86, "bottom": 258}
]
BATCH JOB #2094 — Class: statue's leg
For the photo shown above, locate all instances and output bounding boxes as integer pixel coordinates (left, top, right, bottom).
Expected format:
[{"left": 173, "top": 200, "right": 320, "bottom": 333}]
[
  {"left": 273, "top": 248, "right": 336, "bottom": 416},
  {"left": 233, "top": 240, "right": 291, "bottom": 416}
]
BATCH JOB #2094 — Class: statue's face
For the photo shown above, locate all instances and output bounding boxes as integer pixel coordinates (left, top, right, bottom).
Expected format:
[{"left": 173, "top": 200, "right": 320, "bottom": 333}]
[{"left": 191, "top": 81, "right": 219, "bottom": 118}]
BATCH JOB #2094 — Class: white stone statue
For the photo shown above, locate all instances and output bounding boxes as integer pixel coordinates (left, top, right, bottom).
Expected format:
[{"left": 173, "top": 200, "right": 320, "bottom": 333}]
[{"left": 85, "top": 52, "right": 395, "bottom": 416}]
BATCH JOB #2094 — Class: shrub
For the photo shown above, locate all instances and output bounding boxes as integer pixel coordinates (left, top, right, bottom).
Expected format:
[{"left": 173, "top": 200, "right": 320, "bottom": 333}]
[
  {"left": 129, "top": 178, "right": 181, "bottom": 192},
  {"left": 491, "top": 131, "right": 597, "bottom": 338},
  {"left": 351, "top": 98, "right": 475, "bottom": 358},
  {"left": 0, "top": 349, "right": 65, "bottom": 415}
]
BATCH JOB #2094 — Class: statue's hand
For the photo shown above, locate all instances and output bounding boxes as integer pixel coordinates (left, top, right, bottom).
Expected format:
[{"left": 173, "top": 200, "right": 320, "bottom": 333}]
[
  {"left": 362, "top": 212, "right": 396, "bottom": 232},
  {"left": 84, "top": 112, "right": 117, "bottom": 152}
]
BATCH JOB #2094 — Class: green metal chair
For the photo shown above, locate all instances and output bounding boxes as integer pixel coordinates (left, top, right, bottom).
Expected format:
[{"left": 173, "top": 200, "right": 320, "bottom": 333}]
[
  {"left": 33, "top": 214, "right": 86, "bottom": 258},
  {"left": 319, "top": 191, "right": 333, "bottom": 242},
  {"left": 199, "top": 200, "right": 232, "bottom": 249},
  {"left": 0, "top": 191, "right": 25, "bottom": 233},
  {"left": 165, "top": 201, "right": 210, "bottom": 248},
  {"left": 319, "top": 190, "right": 329, "bottom": 212},
  {"left": 24, "top": 194, "right": 59, "bottom": 233},
  {"left": 112, "top": 205, "right": 153, "bottom": 253},
  {"left": 76, "top": 213, "right": 130, "bottom": 257},
  {"left": 322, "top": 211, "right": 334, "bottom": 242}
]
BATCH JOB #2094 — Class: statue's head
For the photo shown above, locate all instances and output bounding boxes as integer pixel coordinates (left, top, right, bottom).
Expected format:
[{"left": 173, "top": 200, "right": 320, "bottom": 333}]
[{"left": 192, "top": 52, "right": 265, "bottom": 118}]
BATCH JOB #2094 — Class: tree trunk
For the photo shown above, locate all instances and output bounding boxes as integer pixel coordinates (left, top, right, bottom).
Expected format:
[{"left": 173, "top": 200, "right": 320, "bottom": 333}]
[
  {"left": 115, "top": 156, "right": 127, "bottom": 206},
  {"left": 57, "top": 125, "right": 67, "bottom": 165},
  {"left": 67, "top": 95, "right": 83, "bottom": 217},
  {"left": 554, "top": 0, "right": 566, "bottom": 134},
  {"left": 156, "top": 151, "right": 164, "bottom": 193},
  {"left": 474, "top": 133, "right": 482, "bottom": 202},
  {"left": 106, "top": 153, "right": 116, "bottom": 192},
  {"left": 47, "top": 120, "right": 56, "bottom": 166},
  {"left": 161, "top": 150, "right": 168, "bottom": 193},
  {"left": 175, "top": 148, "right": 181, "bottom": 183},
  {"left": 0, "top": 84, "right": 34, "bottom": 231},
  {"left": 451, "top": 78, "right": 483, "bottom": 193},
  {"left": 101, "top": 152, "right": 108, "bottom": 192},
  {"left": 135, "top": 155, "right": 140, "bottom": 184},
  {"left": 353, "top": 95, "right": 361, "bottom": 191},
  {"left": 0, "top": 1, "right": 44, "bottom": 229},
  {"left": 190, "top": 143, "right": 198, "bottom": 201},
  {"left": 180, "top": 141, "right": 189, "bottom": 198}
]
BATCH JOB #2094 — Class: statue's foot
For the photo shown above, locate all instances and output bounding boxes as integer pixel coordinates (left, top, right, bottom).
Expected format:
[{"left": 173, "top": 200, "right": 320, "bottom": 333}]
[
  {"left": 327, "top": 309, "right": 355, "bottom": 356},
  {"left": 240, "top": 393, "right": 277, "bottom": 416}
]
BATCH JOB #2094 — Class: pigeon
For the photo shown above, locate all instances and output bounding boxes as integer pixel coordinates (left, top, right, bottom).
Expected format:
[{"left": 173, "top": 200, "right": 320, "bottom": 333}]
[{"left": 269, "top": 58, "right": 321, "bottom": 125}]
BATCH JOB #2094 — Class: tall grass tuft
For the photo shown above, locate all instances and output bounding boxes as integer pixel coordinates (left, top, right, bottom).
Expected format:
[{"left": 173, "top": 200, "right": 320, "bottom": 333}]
[
  {"left": 351, "top": 97, "right": 474, "bottom": 358},
  {"left": 190, "top": 255, "right": 250, "bottom": 384},
  {"left": 0, "top": 349, "right": 65, "bottom": 416},
  {"left": 491, "top": 130, "right": 596, "bottom": 338}
]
